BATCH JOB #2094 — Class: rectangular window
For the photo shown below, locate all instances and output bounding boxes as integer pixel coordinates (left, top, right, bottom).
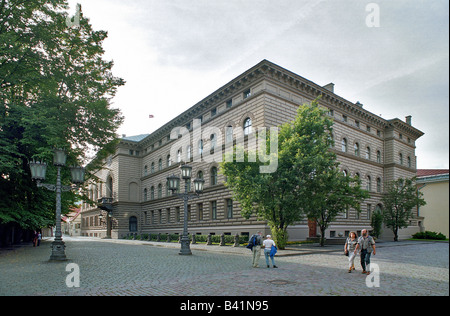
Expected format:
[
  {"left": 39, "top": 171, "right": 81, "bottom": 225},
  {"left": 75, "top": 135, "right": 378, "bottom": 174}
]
[
  {"left": 176, "top": 207, "right": 180, "bottom": 222},
  {"left": 211, "top": 108, "right": 217, "bottom": 117},
  {"left": 226, "top": 99, "right": 232, "bottom": 108},
  {"left": 198, "top": 203, "right": 203, "bottom": 221},
  {"left": 211, "top": 201, "right": 217, "bottom": 220},
  {"left": 243, "top": 89, "right": 251, "bottom": 99},
  {"left": 226, "top": 199, "right": 233, "bottom": 219},
  {"left": 342, "top": 115, "right": 347, "bottom": 123},
  {"left": 367, "top": 204, "right": 372, "bottom": 220}
]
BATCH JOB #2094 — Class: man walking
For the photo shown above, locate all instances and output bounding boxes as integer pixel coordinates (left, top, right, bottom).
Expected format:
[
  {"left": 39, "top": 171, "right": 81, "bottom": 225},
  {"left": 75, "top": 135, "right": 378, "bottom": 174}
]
[
  {"left": 354, "top": 229, "right": 376, "bottom": 274},
  {"left": 249, "top": 232, "right": 263, "bottom": 268}
]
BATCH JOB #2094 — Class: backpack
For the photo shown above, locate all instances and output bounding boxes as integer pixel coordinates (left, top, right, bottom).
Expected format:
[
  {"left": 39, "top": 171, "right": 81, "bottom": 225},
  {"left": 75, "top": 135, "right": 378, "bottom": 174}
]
[{"left": 246, "top": 235, "right": 257, "bottom": 250}]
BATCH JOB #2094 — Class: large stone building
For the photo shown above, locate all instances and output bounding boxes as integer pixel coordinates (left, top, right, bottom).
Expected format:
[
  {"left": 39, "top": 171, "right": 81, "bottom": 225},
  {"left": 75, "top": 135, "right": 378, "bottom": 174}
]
[{"left": 80, "top": 60, "right": 424, "bottom": 241}]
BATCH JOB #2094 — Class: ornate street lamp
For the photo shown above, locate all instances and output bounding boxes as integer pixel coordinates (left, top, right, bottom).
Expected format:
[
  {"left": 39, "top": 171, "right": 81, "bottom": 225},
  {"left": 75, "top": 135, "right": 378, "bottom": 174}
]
[
  {"left": 167, "top": 164, "right": 204, "bottom": 256},
  {"left": 29, "top": 148, "right": 85, "bottom": 261}
]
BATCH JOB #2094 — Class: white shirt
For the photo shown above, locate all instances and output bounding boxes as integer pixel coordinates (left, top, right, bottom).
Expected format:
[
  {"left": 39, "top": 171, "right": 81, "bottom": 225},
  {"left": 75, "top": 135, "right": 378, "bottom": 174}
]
[{"left": 263, "top": 239, "right": 276, "bottom": 249}]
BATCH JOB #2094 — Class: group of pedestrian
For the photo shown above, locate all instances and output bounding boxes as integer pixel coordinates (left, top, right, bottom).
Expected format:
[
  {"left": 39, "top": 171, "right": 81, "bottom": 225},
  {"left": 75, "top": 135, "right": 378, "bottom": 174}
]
[
  {"left": 344, "top": 229, "right": 376, "bottom": 274},
  {"left": 32, "top": 230, "right": 42, "bottom": 247},
  {"left": 248, "top": 229, "right": 376, "bottom": 274},
  {"left": 248, "top": 232, "right": 278, "bottom": 269}
]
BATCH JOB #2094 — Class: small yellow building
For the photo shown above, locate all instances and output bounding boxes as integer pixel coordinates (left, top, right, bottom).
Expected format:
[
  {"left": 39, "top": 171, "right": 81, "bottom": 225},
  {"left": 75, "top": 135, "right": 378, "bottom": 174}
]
[{"left": 417, "top": 170, "right": 449, "bottom": 238}]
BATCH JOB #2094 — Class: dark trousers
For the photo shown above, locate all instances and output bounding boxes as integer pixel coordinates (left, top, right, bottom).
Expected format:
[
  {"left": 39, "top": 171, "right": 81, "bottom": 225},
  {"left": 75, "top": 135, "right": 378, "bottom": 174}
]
[{"left": 360, "top": 249, "right": 371, "bottom": 271}]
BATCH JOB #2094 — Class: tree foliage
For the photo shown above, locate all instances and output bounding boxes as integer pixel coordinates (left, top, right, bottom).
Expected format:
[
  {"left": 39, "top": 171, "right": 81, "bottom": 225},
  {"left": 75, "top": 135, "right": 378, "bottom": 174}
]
[
  {"left": 221, "top": 100, "right": 369, "bottom": 248},
  {"left": 381, "top": 177, "right": 426, "bottom": 241},
  {"left": 0, "top": 0, "right": 124, "bottom": 230}
]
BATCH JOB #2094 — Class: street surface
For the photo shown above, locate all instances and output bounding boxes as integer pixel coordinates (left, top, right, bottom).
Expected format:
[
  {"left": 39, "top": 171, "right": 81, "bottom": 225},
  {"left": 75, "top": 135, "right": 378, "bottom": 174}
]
[{"left": 0, "top": 237, "right": 448, "bottom": 296}]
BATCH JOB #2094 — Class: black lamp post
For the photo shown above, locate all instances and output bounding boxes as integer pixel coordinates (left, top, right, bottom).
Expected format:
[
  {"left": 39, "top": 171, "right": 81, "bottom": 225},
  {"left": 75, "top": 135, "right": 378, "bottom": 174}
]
[
  {"left": 29, "top": 148, "right": 85, "bottom": 261},
  {"left": 167, "top": 164, "right": 204, "bottom": 255}
]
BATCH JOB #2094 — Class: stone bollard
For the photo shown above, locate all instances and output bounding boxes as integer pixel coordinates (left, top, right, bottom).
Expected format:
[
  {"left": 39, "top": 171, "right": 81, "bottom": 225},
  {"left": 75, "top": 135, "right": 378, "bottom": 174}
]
[
  {"left": 191, "top": 234, "right": 197, "bottom": 244},
  {"left": 207, "top": 234, "right": 212, "bottom": 245},
  {"left": 166, "top": 233, "right": 170, "bottom": 243},
  {"left": 233, "top": 233, "right": 240, "bottom": 247},
  {"left": 157, "top": 233, "right": 161, "bottom": 242},
  {"left": 220, "top": 233, "right": 226, "bottom": 246}
]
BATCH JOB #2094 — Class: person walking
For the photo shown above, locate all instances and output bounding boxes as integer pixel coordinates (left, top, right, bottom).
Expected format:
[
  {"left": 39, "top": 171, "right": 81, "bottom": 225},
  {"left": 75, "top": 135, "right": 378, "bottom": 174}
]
[
  {"left": 37, "top": 231, "right": 42, "bottom": 247},
  {"left": 32, "top": 231, "right": 38, "bottom": 247},
  {"left": 249, "top": 232, "right": 263, "bottom": 268},
  {"left": 354, "top": 229, "right": 376, "bottom": 275},
  {"left": 263, "top": 235, "right": 278, "bottom": 268},
  {"left": 344, "top": 232, "right": 358, "bottom": 273}
]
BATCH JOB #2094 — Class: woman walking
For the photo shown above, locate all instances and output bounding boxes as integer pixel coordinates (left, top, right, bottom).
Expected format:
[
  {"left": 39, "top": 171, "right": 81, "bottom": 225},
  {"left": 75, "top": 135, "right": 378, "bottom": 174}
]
[
  {"left": 263, "top": 235, "right": 278, "bottom": 269},
  {"left": 344, "top": 232, "right": 358, "bottom": 273}
]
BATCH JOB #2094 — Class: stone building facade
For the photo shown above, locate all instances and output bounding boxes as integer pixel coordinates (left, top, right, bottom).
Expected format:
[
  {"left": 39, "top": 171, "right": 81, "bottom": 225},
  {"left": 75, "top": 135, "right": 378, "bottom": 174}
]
[{"left": 80, "top": 60, "right": 424, "bottom": 241}]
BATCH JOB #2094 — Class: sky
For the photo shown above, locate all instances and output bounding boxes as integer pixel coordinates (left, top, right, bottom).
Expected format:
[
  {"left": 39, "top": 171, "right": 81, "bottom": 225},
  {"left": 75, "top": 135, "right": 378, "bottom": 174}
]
[{"left": 67, "top": 0, "right": 449, "bottom": 169}]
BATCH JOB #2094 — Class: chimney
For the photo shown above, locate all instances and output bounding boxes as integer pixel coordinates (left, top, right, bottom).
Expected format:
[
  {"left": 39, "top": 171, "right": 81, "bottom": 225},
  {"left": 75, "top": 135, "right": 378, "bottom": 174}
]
[
  {"left": 405, "top": 116, "right": 412, "bottom": 125},
  {"left": 323, "top": 83, "right": 334, "bottom": 93}
]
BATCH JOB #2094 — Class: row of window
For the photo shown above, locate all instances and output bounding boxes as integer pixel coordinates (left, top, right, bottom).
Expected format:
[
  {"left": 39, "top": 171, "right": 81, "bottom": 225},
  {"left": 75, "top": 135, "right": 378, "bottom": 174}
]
[
  {"left": 140, "top": 88, "right": 253, "bottom": 158},
  {"left": 340, "top": 138, "right": 413, "bottom": 167},
  {"left": 129, "top": 199, "right": 234, "bottom": 231},
  {"left": 342, "top": 169, "right": 383, "bottom": 193},
  {"left": 143, "top": 167, "right": 219, "bottom": 201},
  {"left": 142, "top": 118, "right": 253, "bottom": 176},
  {"left": 340, "top": 138, "right": 383, "bottom": 163}
]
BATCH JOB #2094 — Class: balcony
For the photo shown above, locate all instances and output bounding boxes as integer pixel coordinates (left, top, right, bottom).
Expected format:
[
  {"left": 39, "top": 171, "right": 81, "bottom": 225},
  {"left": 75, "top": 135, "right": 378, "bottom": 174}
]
[{"left": 97, "top": 197, "right": 113, "bottom": 212}]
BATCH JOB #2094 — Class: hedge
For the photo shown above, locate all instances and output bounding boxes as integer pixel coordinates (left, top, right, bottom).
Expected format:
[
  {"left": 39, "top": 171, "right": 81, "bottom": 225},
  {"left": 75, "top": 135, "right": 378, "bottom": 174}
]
[{"left": 411, "top": 231, "right": 447, "bottom": 240}]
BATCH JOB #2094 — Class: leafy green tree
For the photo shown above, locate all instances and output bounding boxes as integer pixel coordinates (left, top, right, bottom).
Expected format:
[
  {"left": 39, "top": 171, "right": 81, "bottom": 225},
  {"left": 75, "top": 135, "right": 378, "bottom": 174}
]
[
  {"left": 221, "top": 100, "right": 368, "bottom": 248},
  {"left": 381, "top": 177, "right": 426, "bottom": 241},
  {"left": 371, "top": 208, "right": 383, "bottom": 239},
  {"left": 0, "top": 0, "right": 124, "bottom": 232}
]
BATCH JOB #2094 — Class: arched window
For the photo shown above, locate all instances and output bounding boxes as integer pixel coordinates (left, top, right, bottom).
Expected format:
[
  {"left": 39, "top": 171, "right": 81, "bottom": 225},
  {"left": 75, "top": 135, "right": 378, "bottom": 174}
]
[
  {"left": 197, "top": 170, "right": 203, "bottom": 179},
  {"left": 177, "top": 149, "right": 182, "bottom": 163},
  {"left": 407, "top": 156, "right": 412, "bottom": 168},
  {"left": 129, "top": 216, "right": 138, "bottom": 232},
  {"left": 186, "top": 145, "right": 192, "bottom": 161},
  {"left": 210, "top": 167, "right": 218, "bottom": 186},
  {"left": 377, "top": 177, "right": 382, "bottom": 193},
  {"left": 106, "top": 176, "right": 113, "bottom": 198},
  {"left": 198, "top": 140, "right": 203, "bottom": 155},
  {"left": 226, "top": 125, "right": 233, "bottom": 144},
  {"left": 366, "top": 147, "right": 371, "bottom": 160},
  {"left": 210, "top": 134, "right": 216, "bottom": 151},
  {"left": 150, "top": 186, "right": 155, "bottom": 200},
  {"left": 151, "top": 162, "right": 155, "bottom": 173},
  {"left": 377, "top": 150, "right": 381, "bottom": 163},
  {"left": 342, "top": 138, "right": 347, "bottom": 152},
  {"left": 158, "top": 183, "right": 162, "bottom": 198},
  {"left": 158, "top": 158, "right": 162, "bottom": 171},
  {"left": 366, "top": 176, "right": 372, "bottom": 192},
  {"left": 354, "top": 143, "right": 360, "bottom": 156},
  {"left": 399, "top": 153, "right": 403, "bottom": 165},
  {"left": 167, "top": 155, "right": 171, "bottom": 167},
  {"left": 143, "top": 188, "right": 148, "bottom": 201},
  {"left": 243, "top": 118, "right": 252, "bottom": 136},
  {"left": 144, "top": 165, "right": 148, "bottom": 176}
]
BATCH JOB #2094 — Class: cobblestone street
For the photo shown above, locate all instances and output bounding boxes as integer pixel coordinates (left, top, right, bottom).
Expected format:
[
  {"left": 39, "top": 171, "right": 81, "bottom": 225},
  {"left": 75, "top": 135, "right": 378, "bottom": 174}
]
[{"left": 0, "top": 237, "right": 448, "bottom": 296}]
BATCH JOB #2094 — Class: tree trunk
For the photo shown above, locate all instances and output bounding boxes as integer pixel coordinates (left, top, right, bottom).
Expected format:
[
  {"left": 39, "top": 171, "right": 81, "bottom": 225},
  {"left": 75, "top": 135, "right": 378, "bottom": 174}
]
[
  {"left": 319, "top": 225, "right": 326, "bottom": 247},
  {"left": 393, "top": 227, "right": 399, "bottom": 242}
]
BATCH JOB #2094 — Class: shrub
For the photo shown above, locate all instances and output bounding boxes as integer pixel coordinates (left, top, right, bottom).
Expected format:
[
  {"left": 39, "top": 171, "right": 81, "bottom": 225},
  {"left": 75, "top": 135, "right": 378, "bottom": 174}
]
[{"left": 412, "top": 231, "right": 447, "bottom": 240}]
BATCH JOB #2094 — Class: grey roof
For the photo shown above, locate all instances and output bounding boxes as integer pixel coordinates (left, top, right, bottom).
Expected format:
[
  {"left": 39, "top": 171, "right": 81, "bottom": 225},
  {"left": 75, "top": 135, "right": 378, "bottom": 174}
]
[{"left": 121, "top": 134, "right": 150, "bottom": 143}]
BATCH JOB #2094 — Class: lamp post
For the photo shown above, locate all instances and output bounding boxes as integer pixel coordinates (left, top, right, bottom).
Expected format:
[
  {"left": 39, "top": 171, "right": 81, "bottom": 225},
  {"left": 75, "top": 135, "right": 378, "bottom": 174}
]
[
  {"left": 29, "top": 148, "right": 85, "bottom": 261},
  {"left": 167, "top": 164, "right": 204, "bottom": 255}
]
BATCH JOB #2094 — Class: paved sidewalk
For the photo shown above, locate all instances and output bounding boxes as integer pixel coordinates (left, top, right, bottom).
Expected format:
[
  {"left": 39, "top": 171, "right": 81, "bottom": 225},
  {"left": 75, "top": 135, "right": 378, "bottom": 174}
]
[{"left": 0, "top": 236, "right": 448, "bottom": 296}]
